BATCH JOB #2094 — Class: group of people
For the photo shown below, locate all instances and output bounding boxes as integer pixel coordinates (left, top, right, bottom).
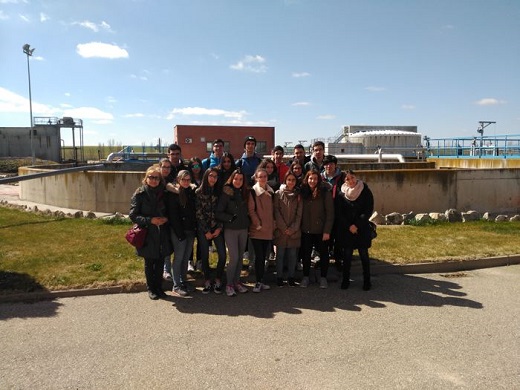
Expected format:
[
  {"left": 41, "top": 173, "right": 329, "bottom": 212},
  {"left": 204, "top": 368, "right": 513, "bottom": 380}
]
[{"left": 129, "top": 137, "right": 374, "bottom": 300}]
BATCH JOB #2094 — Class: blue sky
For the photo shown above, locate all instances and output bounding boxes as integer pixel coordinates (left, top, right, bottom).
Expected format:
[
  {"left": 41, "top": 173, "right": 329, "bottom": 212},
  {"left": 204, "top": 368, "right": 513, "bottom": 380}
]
[{"left": 1, "top": 0, "right": 519, "bottom": 148}]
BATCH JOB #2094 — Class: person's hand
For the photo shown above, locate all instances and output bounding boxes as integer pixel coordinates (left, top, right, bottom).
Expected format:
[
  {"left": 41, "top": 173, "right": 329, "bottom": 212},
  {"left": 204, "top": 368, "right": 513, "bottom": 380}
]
[
  {"left": 205, "top": 232, "right": 213, "bottom": 240},
  {"left": 349, "top": 224, "right": 358, "bottom": 234},
  {"left": 256, "top": 225, "right": 262, "bottom": 231},
  {"left": 322, "top": 233, "right": 330, "bottom": 241},
  {"left": 213, "top": 228, "right": 222, "bottom": 238},
  {"left": 151, "top": 217, "right": 168, "bottom": 226}
]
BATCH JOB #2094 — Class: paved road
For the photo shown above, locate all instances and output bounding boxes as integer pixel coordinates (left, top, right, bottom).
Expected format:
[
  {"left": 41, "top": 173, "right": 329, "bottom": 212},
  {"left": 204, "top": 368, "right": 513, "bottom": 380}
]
[{"left": 1, "top": 265, "right": 519, "bottom": 389}]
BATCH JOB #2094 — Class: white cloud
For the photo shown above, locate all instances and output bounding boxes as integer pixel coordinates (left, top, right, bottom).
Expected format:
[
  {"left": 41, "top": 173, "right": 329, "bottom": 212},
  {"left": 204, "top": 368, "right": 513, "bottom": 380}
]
[
  {"left": 292, "top": 102, "right": 310, "bottom": 106},
  {"left": 230, "top": 55, "right": 267, "bottom": 73},
  {"left": 475, "top": 98, "right": 505, "bottom": 106},
  {"left": 40, "top": 12, "right": 49, "bottom": 22},
  {"left": 74, "top": 20, "right": 113, "bottom": 33},
  {"left": 123, "top": 113, "right": 145, "bottom": 118},
  {"left": 365, "top": 86, "right": 386, "bottom": 92},
  {"left": 292, "top": 72, "right": 310, "bottom": 78},
  {"left": 0, "top": 87, "right": 56, "bottom": 116},
  {"left": 76, "top": 42, "right": 129, "bottom": 59},
  {"left": 401, "top": 104, "right": 415, "bottom": 110},
  {"left": 167, "top": 107, "right": 247, "bottom": 120},
  {"left": 317, "top": 114, "right": 335, "bottom": 120},
  {"left": 63, "top": 107, "right": 114, "bottom": 124},
  {"left": 19, "top": 14, "right": 29, "bottom": 22}
]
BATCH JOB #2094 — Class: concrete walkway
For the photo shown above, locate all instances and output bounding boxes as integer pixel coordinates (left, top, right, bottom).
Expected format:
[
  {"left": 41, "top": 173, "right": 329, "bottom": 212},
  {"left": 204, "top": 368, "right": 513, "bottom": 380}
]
[{"left": 1, "top": 265, "right": 519, "bottom": 389}]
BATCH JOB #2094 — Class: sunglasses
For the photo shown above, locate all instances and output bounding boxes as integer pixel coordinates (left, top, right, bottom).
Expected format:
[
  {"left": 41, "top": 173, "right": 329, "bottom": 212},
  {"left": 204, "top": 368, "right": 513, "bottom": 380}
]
[
  {"left": 147, "top": 176, "right": 161, "bottom": 181},
  {"left": 191, "top": 164, "right": 201, "bottom": 169}
]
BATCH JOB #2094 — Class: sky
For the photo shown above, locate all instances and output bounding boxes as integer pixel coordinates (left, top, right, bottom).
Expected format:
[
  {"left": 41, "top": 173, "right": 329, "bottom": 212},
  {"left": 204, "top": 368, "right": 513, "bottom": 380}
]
[{"left": 1, "top": 0, "right": 519, "bottom": 149}]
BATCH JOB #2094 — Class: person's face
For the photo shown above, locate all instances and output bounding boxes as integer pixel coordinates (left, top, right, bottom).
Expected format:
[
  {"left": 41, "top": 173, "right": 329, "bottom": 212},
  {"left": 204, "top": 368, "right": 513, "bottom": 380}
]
[
  {"left": 168, "top": 149, "right": 181, "bottom": 165},
  {"left": 324, "top": 162, "right": 336, "bottom": 176},
  {"left": 191, "top": 163, "right": 201, "bottom": 173},
  {"left": 307, "top": 173, "right": 319, "bottom": 189},
  {"left": 146, "top": 172, "right": 161, "bottom": 188},
  {"left": 245, "top": 141, "right": 256, "bottom": 154},
  {"left": 345, "top": 174, "right": 357, "bottom": 188},
  {"left": 179, "top": 175, "right": 191, "bottom": 188},
  {"left": 291, "top": 164, "right": 302, "bottom": 176},
  {"left": 207, "top": 171, "right": 218, "bottom": 187},
  {"left": 285, "top": 175, "right": 297, "bottom": 190},
  {"left": 222, "top": 158, "right": 232, "bottom": 169},
  {"left": 313, "top": 145, "right": 324, "bottom": 160},
  {"left": 213, "top": 143, "right": 224, "bottom": 157},
  {"left": 160, "top": 163, "right": 172, "bottom": 177},
  {"left": 294, "top": 147, "right": 304, "bottom": 162},
  {"left": 232, "top": 174, "right": 244, "bottom": 189},
  {"left": 273, "top": 150, "right": 284, "bottom": 163},
  {"left": 265, "top": 163, "right": 274, "bottom": 175},
  {"left": 256, "top": 171, "right": 268, "bottom": 186}
]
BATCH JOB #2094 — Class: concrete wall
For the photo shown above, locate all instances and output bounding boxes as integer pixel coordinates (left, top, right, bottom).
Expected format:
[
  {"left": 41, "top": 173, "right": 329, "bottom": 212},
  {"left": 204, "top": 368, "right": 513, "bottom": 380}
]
[
  {"left": 19, "top": 166, "right": 520, "bottom": 215},
  {"left": 429, "top": 157, "right": 520, "bottom": 169},
  {"left": 0, "top": 126, "right": 61, "bottom": 161}
]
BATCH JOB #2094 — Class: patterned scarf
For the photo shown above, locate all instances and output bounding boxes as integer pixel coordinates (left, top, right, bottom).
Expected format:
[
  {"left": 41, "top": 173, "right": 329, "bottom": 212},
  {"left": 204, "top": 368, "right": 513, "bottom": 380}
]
[{"left": 341, "top": 179, "right": 364, "bottom": 201}]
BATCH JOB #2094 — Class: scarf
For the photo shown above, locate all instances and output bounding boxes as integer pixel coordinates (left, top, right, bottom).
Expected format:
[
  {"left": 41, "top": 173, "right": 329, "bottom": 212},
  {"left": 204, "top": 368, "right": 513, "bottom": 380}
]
[{"left": 341, "top": 179, "right": 364, "bottom": 201}]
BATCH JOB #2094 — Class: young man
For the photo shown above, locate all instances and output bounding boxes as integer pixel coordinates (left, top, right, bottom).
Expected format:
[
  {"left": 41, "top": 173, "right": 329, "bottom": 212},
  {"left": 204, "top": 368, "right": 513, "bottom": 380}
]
[
  {"left": 235, "top": 136, "right": 262, "bottom": 186},
  {"left": 202, "top": 138, "right": 225, "bottom": 171},
  {"left": 272, "top": 145, "right": 289, "bottom": 183},
  {"left": 287, "top": 144, "right": 310, "bottom": 171},
  {"left": 304, "top": 141, "right": 326, "bottom": 173},
  {"left": 166, "top": 144, "right": 187, "bottom": 183}
]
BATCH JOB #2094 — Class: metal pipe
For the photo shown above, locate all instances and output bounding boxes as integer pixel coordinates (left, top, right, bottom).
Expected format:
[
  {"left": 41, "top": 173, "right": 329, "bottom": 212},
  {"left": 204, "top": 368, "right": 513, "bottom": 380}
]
[
  {"left": 334, "top": 154, "right": 405, "bottom": 163},
  {"left": 0, "top": 164, "right": 105, "bottom": 185}
]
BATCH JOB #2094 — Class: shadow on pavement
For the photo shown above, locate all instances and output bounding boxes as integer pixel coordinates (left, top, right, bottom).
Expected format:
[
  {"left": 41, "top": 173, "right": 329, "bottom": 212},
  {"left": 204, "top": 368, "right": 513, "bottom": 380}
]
[
  {"left": 166, "top": 272, "right": 483, "bottom": 318},
  {"left": 0, "top": 271, "right": 62, "bottom": 320}
]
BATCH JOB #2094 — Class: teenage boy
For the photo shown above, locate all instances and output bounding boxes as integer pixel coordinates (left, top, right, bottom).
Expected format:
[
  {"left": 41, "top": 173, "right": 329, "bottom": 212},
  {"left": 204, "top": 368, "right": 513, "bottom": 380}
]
[
  {"left": 272, "top": 145, "right": 289, "bottom": 183},
  {"left": 202, "top": 138, "right": 225, "bottom": 171},
  {"left": 304, "top": 140, "right": 326, "bottom": 173},
  {"left": 236, "top": 136, "right": 262, "bottom": 186}
]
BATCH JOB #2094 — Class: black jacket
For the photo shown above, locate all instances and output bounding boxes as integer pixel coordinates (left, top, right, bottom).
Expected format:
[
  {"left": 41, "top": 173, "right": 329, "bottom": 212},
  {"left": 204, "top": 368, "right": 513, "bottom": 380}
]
[
  {"left": 334, "top": 183, "right": 374, "bottom": 249},
  {"left": 129, "top": 184, "right": 173, "bottom": 258},
  {"left": 166, "top": 184, "right": 197, "bottom": 240}
]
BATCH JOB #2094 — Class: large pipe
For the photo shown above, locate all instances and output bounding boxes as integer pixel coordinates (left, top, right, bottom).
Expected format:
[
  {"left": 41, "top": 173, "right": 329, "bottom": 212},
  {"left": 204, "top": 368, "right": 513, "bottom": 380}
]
[
  {"left": 335, "top": 154, "right": 405, "bottom": 163},
  {"left": 106, "top": 152, "right": 166, "bottom": 162},
  {"left": 0, "top": 164, "right": 105, "bottom": 185}
]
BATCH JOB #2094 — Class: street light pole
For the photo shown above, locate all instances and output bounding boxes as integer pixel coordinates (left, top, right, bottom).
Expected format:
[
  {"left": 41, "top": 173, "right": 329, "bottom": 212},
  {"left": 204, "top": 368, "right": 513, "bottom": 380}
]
[{"left": 23, "top": 43, "right": 35, "bottom": 165}]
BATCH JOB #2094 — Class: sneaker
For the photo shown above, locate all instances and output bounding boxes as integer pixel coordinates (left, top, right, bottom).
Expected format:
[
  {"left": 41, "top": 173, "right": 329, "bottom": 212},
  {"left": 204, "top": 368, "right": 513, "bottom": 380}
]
[
  {"left": 300, "top": 277, "right": 309, "bottom": 288},
  {"left": 196, "top": 260, "right": 202, "bottom": 271},
  {"left": 261, "top": 283, "right": 270, "bottom": 290},
  {"left": 172, "top": 286, "right": 188, "bottom": 297},
  {"left": 226, "top": 285, "right": 236, "bottom": 297},
  {"left": 253, "top": 283, "right": 262, "bottom": 293},
  {"left": 277, "top": 278, "right": 284, "bottom": 287},
  {"left": 162, "top": 272, "right": 172, "bottom": 281},
  {"left": 148, "top": 290, "right": 159, "bottom": 300},
  {"left": 269, "top": 251, "right": 276, "bottom": 261},
  {"left": 288, "top": 278, "right": 296, "bottom": 287},
  {"left": 202, "top": 281, "right": 212, "bottom": 294},
  {"left": 320, "top": 277, "right": 328, "bottom": 289},
  {"left": 214, "top": 282, "right": 223, "bottom": 294},
  {"left": 296, "top": 262, "right": 303, "bottom": 271},
  {"left": 235, "top": 282, "right": 248, "bottom": 293},
  {"left": 187, "top": 262, "right": 195, "bottom": 272},
  {"left": 243, "top": 251, "right": 249, "bottom": 261}
]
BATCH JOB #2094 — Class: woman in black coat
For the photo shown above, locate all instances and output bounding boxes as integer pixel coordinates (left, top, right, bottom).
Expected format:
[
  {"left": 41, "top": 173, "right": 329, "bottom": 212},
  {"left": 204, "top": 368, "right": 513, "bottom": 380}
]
[
  {"left": 129, "top": 166, "right": 173, "bottom": 300},
  {"left": 335, "top": 170, "right": 374, "bottom": 291}
]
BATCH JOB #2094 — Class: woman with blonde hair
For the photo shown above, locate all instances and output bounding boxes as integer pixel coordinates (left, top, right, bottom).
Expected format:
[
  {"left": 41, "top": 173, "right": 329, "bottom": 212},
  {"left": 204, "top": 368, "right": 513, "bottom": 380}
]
[{"left": 129, "top": 166, "right": 172, "bottom": 300}]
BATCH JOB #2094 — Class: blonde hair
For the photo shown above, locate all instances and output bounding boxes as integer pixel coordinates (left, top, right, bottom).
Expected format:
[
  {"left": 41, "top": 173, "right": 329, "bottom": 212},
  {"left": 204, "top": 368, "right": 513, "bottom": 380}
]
[{"left": 142, "top": 166, "right": 162, "bottom": 185}]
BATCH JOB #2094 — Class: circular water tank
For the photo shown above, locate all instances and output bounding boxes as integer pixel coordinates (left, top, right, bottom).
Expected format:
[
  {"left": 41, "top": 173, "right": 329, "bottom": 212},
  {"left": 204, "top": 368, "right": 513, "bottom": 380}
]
[{"left": 348, "top": 130, "right": 422, "bottom": 156}]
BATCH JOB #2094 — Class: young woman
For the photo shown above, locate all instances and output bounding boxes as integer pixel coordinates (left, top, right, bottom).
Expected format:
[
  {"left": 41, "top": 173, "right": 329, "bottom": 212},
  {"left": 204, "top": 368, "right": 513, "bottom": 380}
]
[
  {"left": 248, "top": 168, "right": 275, "bottom": 293},
  {"left": 289, "top": 161, "right": 304, "bottom": 188},
  {"left": 188, "top": 157, "right": 203, "bottom": 188},
  {"left": 129, "top": 166, "right": 172, "bottom": 300},
  {"left": 158, "top": 158, "right": 174, "bottom": 282},
  {"left": 195, "top": 168, "right": 227, "bottom": 294},
  {"left": 273, "top": 171, "right": 302, "bottom": 287},
  {"left": 258, "top": 158, "right": 280, "bottom": 191},
  {"left": 335, "top": 170, "right": 374, "bottom": 291},
  {"left": 216, "top": 169, "right": 250, "bottom": 297},
  {"left": 216, "top": 152, "right": 235, "bottom": 195},
  {"left": 300, "top": 169, "right": 334, "bottom": 288},
  {"left": 166, "top": 170, "right": 197, "bottom": 297}
]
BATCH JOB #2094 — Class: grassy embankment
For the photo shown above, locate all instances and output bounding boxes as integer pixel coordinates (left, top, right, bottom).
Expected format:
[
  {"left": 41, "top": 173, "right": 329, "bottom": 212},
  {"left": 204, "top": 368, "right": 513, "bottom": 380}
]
[{"left": 1, "top": 205, "right": 519, "bottom": 294}]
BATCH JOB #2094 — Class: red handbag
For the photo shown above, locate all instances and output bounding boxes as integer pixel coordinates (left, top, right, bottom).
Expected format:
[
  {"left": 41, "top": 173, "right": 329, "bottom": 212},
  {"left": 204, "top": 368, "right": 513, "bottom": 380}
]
[{"left": 125, "top": 224, "right": 148, "bottom": 249}]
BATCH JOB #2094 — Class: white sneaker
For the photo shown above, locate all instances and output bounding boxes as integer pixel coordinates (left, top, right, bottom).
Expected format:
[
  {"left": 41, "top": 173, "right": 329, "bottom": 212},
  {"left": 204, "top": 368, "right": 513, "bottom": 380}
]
[
  {"left": 226, "top": 285, "right": 236, "bottom": 297},
  {"left": 300, "top": 277, "right": 309, "bottom": 288},
  {"left": 187, "top": 262, "right": 195, "bottom": 272},
  {"left": 319, "top": 277, "right": 328, "bottom": 289},
  {"left": 261, "top": 283, "right": 271, "bottom": 290},
  {"left": 235, "top": 282, "right": 248, "bottom": 293},
  {"left": 162, "top": 272, "right": 172, "bottom": 281},
  {"left": 253, "top": 283, "right": 262, "bottom": 293}
]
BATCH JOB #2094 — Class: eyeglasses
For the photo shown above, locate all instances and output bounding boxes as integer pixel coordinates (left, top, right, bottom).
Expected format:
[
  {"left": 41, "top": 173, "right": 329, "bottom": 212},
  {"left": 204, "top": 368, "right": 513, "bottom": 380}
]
[
  {"left": 208, "top": 174, "right": 218, "bottom": 179},
  {"left": 147, "top": 176, "right": 161, "bottom": 181},
  {"left": 191, "top": 164, "right": 200, "bottom": 169}
]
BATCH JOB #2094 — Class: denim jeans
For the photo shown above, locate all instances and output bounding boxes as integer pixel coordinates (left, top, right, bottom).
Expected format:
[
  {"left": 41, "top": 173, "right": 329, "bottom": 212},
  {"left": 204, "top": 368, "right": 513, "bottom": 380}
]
[
  {"left": 197, "top": 230, "right": 227, "bottom": 282},
  {"left": 276, "top": 246, "right": 298, "bottom": 279},
  {"left": 224, "top": 229, "right": 248, "bottom": 286},
  {"left": 171, "top": 230, "right": 195, "bottom": 288}
]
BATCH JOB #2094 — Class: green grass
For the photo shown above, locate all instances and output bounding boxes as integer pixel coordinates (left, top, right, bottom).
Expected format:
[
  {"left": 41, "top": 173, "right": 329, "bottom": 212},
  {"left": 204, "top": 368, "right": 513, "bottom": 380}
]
[{"left": 1, "top": 206, "right": 519, "bottom": 294}]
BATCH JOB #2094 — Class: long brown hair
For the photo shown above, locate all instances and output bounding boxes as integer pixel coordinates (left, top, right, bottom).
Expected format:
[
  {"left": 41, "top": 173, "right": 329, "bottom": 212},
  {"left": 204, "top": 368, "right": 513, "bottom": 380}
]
[{"left": 226, "top": 169, "right": 249, "bottom": 200}]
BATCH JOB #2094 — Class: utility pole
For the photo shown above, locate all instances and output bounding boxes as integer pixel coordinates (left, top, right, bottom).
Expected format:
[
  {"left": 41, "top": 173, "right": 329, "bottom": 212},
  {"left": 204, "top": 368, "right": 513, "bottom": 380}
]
[{"left": 477, "top": 121, "right": 496, "bottom": 158}]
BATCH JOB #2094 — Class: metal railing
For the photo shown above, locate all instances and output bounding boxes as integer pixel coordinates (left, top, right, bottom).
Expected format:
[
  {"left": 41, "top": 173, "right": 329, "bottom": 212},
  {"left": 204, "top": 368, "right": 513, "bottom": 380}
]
[{"left": 426, "top": 134, "right": 520, "bottom": 158}]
